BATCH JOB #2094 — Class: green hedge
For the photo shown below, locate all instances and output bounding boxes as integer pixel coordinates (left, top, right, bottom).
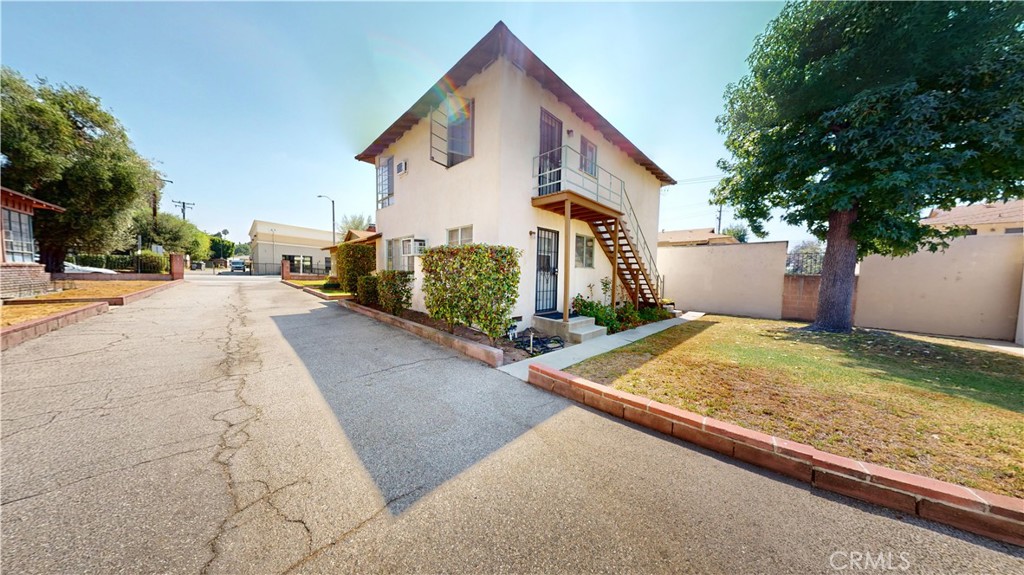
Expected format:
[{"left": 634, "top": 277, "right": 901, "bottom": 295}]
[
  {"left": 67, "top": 252, "right": 167, "bottom": 273},
  {"left": 337, "top": 244, "right": 375, "bottom": 294},
  {"left": 421, "top": 244, "right": 521, "bottom": 344},
  {"left": 377, "top": 270, "right": 413, "bottom": 316},
  {"left": 356, "top": 275, "right": 378, "bottom": 307}
]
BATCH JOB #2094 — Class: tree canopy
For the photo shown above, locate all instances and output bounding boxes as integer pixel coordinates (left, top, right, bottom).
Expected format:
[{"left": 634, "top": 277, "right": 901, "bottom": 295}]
[
  {"left": 714, "top": 2, "right": 1024, "bottom": 330},
  {"left": 1, "top": 67, "right": 163, "bottom": 271},
  {"left": 338, "top": 213, "right": 373, "bottom": 235},
  {"left": 721, "top": 224, "right": 749, "bottom": 243}
]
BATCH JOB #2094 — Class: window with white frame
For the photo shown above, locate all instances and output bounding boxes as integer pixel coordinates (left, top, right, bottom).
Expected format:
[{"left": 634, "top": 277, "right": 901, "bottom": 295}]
[
  {"left": 377, "top": 156, "right": 394, "bottom": 209},
  {"left": 447, "top": 225, "right": 473, "bottom": 245},
  {"left": 386, "top": 237, "right": 425, "bottom": 271},
  {"left": 575, "top": 234, "right": 595, "bottom": 268},
  {"left": 3, "top": 208, "right": 36, "bottom": 263},
  {"left": 580, "top": 137, "right": 597, "bottom": 178}
]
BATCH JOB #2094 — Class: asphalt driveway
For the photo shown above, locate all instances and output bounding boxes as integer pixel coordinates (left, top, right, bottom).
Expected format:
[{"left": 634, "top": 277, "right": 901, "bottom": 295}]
[{"left": 2, "top": 275, "right": 1021, "bottom": 574}]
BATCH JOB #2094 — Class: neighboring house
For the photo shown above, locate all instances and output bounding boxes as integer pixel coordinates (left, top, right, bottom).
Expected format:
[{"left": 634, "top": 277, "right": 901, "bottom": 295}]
[
  {"left": 658, "top": 228, "right": 739, "bottom": 247},
  {"left": 248, "top": 220, "right": 335, "bottom": 275},
  {"left": 921, "top": 200, "right": 1024, "bottom": 236},
  {"left": 1, "top": 186, "right": 66, "bottom": 299},
  {"left": 355, "top": 22, "right": 675, "bottom": 330},
  {"left": 322, "top": 225, "right": 382, "bottom": 278}
]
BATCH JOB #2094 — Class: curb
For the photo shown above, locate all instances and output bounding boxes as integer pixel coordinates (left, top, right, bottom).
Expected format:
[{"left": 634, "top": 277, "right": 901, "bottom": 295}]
[
  {"left": 280, "top": 280, "right": 351, "bottom": 301},
  {"left": 1, "top": 302, "right": 109, "bottom": 351},
  {"left": 339, "top": 299, "right": 503, "bottom": 367},
  {"left": 3, "top": 279, "right": 183, "bottom": 306},
  {"left": 527, "top": 363, "right": 1024, "bottom": 547}
]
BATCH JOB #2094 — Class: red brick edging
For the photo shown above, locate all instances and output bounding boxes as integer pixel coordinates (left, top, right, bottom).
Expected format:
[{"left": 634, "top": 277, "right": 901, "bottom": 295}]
[
  {"left": 1, "top": 302, "right": 109, "bottom": 351},
  {"left": 3, "top": 279, "right": 183, "bottom": 306},
  {"left": 527, "top": 363, "right": 1024, "bottom": 547},
  {"left": 339, "top": 299, "right": 503, "bottom": 367}
]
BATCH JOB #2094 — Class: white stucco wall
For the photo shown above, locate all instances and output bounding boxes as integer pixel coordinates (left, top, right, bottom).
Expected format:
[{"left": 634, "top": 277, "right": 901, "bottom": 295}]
[{"left": 372, "top": 56, "right": 667, "bottom": 328}]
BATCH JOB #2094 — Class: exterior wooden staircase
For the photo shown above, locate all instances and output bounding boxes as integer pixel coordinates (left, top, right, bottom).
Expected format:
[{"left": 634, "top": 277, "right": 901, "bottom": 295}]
[{"left": 587, "top": 217, "right": 659, "bottom": 306}]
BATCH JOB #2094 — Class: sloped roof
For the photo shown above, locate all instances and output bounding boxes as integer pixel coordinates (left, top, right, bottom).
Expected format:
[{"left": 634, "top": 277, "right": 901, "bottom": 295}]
[
  {"left": 355, "top": 21, "right": 676, "bottom": 185},
  {"left": 658, "top": 228, "right": 739, "bottom": 246},
  {"left": 1, "top": 186, "right": 66, "bottom": 213},
  {"left": 922, "top": 200, "right": 1024, "bottom": 227}
]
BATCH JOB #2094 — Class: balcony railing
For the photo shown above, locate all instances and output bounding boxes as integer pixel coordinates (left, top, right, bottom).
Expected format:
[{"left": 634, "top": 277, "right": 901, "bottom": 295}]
[{"left": 532, "top": 145, "right": 660, "bottom": 299}]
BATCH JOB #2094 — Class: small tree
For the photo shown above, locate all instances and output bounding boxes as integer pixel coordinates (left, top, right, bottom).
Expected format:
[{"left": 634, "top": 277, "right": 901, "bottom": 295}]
[
  {"left": 338, "top": 214, "right": 374, "bottom": 235},
  {"left": 714, "top": 2, "right": 1024, "bottom": 332},
  {"left": 722, "top": 224, "right": 749, "bottom": 243},
  {"left": 336, "top": 243, "right": 375, "bottom": 293},
  {"left": 233, "top": 243, "right": 251, "bottom": 256}
]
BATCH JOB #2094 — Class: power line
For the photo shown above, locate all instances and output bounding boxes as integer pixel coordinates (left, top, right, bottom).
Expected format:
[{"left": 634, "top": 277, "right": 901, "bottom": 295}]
[{"left": 172, "top": 200, "right": 195, "bottom": 221}]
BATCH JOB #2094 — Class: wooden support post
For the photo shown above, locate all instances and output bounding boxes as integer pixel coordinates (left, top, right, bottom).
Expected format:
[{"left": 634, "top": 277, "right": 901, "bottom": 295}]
[
  {"left": 563, "top": 199, "right": 572, "bottom": 322},
  {"left": 611, "top": 218, "right": 619, "bottom": 310}
]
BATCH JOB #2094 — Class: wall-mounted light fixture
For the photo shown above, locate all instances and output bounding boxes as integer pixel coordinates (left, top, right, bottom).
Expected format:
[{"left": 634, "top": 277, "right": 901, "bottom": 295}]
[{"left": 566, "top": 129, "right": 574, "bottom": 138}]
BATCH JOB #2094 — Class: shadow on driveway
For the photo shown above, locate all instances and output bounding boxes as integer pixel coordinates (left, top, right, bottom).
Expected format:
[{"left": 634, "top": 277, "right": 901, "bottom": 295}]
[{"left": 271, "top": 303, "right": 567, "bottom": 514}]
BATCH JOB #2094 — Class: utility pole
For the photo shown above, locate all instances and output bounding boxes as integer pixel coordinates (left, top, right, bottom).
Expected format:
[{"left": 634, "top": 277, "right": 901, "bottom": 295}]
[
  {"left": 716, "top": 204, "right": 723, "bottom": 234},
  {"left": 172, "top": 200, "right": 195, "bottom": 221}
]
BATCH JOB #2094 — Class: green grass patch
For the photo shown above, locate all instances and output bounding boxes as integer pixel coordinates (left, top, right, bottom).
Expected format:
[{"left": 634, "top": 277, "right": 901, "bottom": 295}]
[{"left": 566, "top": 315, "right": 1024, "bottom": 497}]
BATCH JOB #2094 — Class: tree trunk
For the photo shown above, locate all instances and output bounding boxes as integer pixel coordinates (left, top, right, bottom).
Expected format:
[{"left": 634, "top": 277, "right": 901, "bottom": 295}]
[
  {"left": 39, "top": 245, "right": 68, "bottom": 273},
  {"left": 811, "top": 207, "right": 859, "bottom": 332}
]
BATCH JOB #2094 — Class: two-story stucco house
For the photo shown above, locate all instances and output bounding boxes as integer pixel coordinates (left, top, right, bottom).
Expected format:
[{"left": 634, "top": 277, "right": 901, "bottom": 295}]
[{"left": 355, "top": 22, "right": 676, "bottom": 335}]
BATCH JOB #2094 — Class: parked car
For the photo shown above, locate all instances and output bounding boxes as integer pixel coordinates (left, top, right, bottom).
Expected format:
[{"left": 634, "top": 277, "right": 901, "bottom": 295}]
[
  {"left": 230, "top": 260, "right": 246, "bottom": 272},
  {"left": 63, "top": 262, "right": 118, "bottom": 274}
]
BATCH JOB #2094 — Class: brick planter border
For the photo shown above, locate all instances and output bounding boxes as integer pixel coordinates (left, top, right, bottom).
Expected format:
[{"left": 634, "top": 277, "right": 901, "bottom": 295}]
[
  {"left": 1, "top": 302, "right": 109, "bottom": 351},
  {"left": 281, "top": 280, "right": 352, "bottom": 301},
  {"left": 3, "top": 280, "right": 183, "bottom": 307},
  {"left": 339, "top": 299, "right": 503, "bottom": 367},
  {"left": 527, "top": 363, "right": 1024, "bottom": 547}
]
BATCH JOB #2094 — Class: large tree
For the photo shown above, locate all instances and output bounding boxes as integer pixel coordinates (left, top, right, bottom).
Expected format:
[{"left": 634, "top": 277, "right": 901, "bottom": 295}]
[
  {"left": 337, "top": 213, "right": 373, "bottom": 235},
  {"left": 713, "top": 2, "right": 1024, "bottom": 331},
  {"left": 1, "top": 67, "right": 161, "bottom": 271}
]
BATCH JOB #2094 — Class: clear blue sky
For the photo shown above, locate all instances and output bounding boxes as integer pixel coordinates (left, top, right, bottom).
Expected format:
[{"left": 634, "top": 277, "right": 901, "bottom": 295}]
[{"left": 2, "top": 1, "right": 813, "bottom": 246}]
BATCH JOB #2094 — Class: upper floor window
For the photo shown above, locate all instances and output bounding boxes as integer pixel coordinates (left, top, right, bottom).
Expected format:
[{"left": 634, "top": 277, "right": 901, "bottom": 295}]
[
  {"left": 430, "top": 96, "right": 474, "bottom": 168},
  {"left": 447, "top": 225, "right": 473, "bottom": 245},
  {"left": 580, "top": 137, "right": 597, "bottom": 178},
  {"left": 377, "top": 156, "right": 394, "bottom": 209}
]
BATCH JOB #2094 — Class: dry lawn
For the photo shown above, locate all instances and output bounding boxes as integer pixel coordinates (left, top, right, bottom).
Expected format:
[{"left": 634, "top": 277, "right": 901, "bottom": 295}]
[
  {"left": 567, "top": 315, "right": 1024, "bottom": 497},
  {"left": 1, "top": 303, "right": 94, "bottom": 327},
  {"left": 29, "top": 281, "right": 165, "bottom": 300}
]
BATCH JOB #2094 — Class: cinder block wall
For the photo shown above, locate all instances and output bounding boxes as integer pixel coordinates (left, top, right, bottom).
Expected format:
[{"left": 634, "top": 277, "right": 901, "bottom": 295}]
[{"left": 1, "top": 263, "right": 51, "bottom": 299}]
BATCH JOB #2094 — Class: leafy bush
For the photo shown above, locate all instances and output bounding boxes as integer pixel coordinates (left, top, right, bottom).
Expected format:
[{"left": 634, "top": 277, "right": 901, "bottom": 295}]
[
  {"left": 615, "top": 301, "right": 643, "bottom": 331},
  {"left": 377, "top": 270, "right": 413, "bottom": 315},
  {"left": 79, "top": 254, "right": 106, "bottom": 268},
  {"left": 356, "top": 275, "right": 378, "bottom": 307},
  {"left": 137, "top": 251, "right": 167, "bottom": 273},
  {"left": 336, "top": 244, "right": 375, "bottom": 293},
  {"left": 322, "top": 280, "right": 342, "bottom": 290},
  {"left": 572, "top": 295, "right": 620, "bottom": 334},
  {"left": 105, "top": 254, "right": 134, "bottom": 270},
  {"left": 638, "top": 306, "right": 672, "bottom": 323},
  {"left": 420, "top": 244, "right": 522, "bottom": 344}
]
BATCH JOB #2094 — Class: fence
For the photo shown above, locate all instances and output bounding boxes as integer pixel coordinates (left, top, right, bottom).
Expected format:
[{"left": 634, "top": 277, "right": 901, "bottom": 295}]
[
  {"left": 250, "top": 262, "right": 282, "bottom": 276},
  {"left": 785, "top": 251, "right": 824, "bottom": 275},
  {"left": 67, "top": 253, "right": 170, "bottom": 274}
]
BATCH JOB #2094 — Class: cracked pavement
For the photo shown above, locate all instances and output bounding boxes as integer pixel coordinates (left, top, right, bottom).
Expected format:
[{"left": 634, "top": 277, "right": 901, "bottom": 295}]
[{"left": 2, "top": 275, "right": 1022, "bottom": 574}]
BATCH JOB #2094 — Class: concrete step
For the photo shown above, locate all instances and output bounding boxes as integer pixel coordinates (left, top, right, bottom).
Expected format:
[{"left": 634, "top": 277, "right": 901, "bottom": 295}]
[{"left": 570, "top": 324, "right": 607, "bottom": 343}]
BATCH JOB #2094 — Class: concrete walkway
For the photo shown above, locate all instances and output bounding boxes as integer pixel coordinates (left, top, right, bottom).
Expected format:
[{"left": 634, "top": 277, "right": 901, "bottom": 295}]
[
  {"left": 2, "top": 278, "right": 1021, "bottom": 573},
  {"left": 499, "top": 312, "right": 705, "bottom": 381}
]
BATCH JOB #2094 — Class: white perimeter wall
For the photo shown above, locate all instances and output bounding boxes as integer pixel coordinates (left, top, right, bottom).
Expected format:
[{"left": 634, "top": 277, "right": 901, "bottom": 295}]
[{"left": 658, "top": 242, "right": 788, "bottom": 319}]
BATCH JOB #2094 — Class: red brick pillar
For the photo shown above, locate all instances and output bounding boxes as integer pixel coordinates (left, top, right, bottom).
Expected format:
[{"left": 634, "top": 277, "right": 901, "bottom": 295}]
[
  {"left": 281, "top": 259, "right": 290, "bottom": 280},
  {"left": 169, "top": 253, "right": 185, "bottom": 280}
]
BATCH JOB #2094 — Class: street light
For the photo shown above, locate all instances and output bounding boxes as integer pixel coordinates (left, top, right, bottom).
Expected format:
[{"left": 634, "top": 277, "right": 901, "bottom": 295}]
[
  {"left": 316, "top": 194, "right": 336, "bottom": 245},
  {"left": 270, "top": 228, "right": 277, "bottom": 274}
]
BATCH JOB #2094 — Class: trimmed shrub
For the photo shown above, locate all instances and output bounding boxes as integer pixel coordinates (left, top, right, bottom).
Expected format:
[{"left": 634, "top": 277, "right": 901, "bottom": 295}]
[
  {"left": 138, "top": 251, "right": 167, "bottom": 273},
  {"left": 356, "top": 275, "right": 378, "bottom": 307},
  {"left": 572, "top": 294, "right": 621, "bottom": 334},
  {"left": 323, "top": 280, "right": 342, "bottom": 290},
  {"left": 377, "top": 270, "right": 413, "bottom": 316},
  {"left": 76, "top": 254, "right": 107, "bottom": 268},
  {"left": 105, "top": 254, "right": 134, "bottom": 271},
  {"left": 638, "top": 305, "right": 672, "bottom": 323},
  {"left": 421, "top": 244, "right": 522, "bottom": 345},
  {"left": 337, "top": 243, "right": 375, "bottom": 294}
]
